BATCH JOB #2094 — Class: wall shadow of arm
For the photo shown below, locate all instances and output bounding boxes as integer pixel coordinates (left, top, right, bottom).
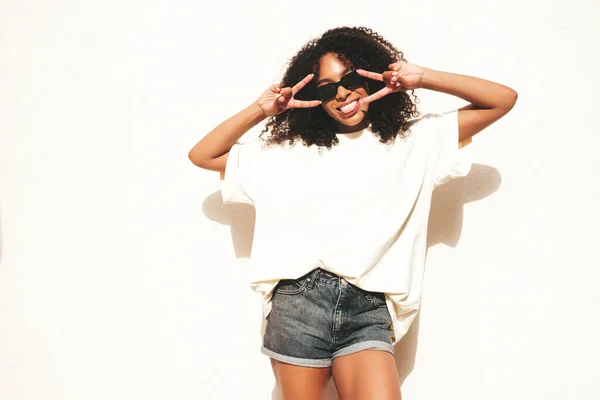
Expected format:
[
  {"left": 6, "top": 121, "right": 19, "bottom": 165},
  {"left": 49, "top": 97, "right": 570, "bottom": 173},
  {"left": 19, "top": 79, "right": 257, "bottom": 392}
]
[
  {"left": 427, "top": 163, "right": 502, "bottom": 248},
  {"left": 201, "top": 193, "right": 256, "bottom": 259},
  {"left": 394, "top": 163, "right": 502, "bottom": 387}
]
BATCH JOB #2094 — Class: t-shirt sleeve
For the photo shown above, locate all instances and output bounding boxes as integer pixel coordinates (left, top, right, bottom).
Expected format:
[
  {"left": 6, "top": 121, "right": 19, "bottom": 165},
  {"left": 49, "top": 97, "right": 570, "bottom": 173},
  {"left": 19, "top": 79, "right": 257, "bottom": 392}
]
[
  {"left": 221, "top": 140, "right": 262, "bottom": 205},
  {"left": 429, "top": 110, "right": 473, "bottom": 188}
]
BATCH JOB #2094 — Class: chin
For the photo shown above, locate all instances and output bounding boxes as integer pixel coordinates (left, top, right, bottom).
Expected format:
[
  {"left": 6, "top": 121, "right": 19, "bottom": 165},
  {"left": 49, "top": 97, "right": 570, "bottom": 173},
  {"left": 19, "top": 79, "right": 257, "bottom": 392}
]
[{"left": 337, "top": 114, "right": 366, "bottom": 126}]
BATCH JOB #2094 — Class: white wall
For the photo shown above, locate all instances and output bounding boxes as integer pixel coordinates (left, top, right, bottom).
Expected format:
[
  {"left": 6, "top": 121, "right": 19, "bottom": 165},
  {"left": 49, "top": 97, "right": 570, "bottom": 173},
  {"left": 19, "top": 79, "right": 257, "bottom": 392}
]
[{"left": 1, "top": 0, "right": 599, "bottom": 399}]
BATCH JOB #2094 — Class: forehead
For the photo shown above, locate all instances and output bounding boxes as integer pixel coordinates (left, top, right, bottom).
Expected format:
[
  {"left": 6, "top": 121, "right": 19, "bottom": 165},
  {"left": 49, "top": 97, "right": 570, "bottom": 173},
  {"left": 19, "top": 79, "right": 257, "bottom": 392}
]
[{"left": 317, "top": 53, "right": 353, "bottom": 79}]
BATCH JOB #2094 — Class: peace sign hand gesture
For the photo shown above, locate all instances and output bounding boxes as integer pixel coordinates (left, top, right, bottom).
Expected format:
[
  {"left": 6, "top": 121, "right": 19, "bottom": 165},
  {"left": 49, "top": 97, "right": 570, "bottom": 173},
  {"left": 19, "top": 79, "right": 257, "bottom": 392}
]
[
  {"left": 357, "top": 62, "right": 425, "bottom": 104},
  {"left": 256, "top": 74, "right": 322, "bottom": 117}
]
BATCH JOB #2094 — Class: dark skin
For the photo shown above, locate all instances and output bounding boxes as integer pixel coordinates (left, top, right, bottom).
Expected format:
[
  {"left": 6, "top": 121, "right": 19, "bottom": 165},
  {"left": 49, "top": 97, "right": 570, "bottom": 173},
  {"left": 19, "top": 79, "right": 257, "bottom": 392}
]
[
  {"left": 187, "top": 71, "right": 319, "bottom": 173},
  {"left": 188, "top": 51, "right": 517, "bottom": 399},
  {"left": 357, "top": 58, "right": 518, "bottom": 144},
  {"left": 188, "top": 51, "right": 516, "bottom": 172},
  {"left": 315, "top": 52, "right": 371, "bottom": 133}
]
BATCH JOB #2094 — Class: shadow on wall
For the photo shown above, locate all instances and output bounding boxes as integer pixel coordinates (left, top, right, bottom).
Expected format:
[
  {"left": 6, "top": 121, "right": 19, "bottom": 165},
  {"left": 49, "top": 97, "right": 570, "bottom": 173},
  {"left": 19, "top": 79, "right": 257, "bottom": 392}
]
[
  {"left": 0, "top": 207, "right": 3, "bottom": 264},
  {"left": 202, "top": 163, "right": 501, "bottom": 399},
  {"left": 202, "top": 196, "right": 256, "bottom": 259},
  {"left": 393, "top": 163, "right": 501, "bottom": 391}
]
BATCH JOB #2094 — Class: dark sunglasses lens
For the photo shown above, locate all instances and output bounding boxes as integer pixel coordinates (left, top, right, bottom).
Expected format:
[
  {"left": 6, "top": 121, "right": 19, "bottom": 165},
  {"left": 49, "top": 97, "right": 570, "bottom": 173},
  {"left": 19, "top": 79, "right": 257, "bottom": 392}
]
[
  {"left": 341, "top": 71, "right": 363, "bottom": 89},
  {"left": 314, "top": 72, "right": 364, "bottom": 101},
  {"left": 315, "top": 84, "right": 337, "bottom": 101}
]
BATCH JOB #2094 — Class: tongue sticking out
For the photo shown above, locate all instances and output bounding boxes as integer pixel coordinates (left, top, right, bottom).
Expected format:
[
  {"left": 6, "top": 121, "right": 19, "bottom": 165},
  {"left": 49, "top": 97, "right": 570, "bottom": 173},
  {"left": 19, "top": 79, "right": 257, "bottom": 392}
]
[{"left": 340, "top": 100, "right": 358, "bottom": 114}]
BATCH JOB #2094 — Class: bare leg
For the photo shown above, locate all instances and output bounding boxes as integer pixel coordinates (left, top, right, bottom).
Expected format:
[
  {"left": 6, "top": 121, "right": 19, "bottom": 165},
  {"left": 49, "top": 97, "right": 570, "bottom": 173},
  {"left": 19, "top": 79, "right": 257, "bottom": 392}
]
[
  {"left": 270, "top": 358, "right": 332, "bottom": 400},
  {"left": 332, "top": 350, "right": 401, "bottom": 400}
]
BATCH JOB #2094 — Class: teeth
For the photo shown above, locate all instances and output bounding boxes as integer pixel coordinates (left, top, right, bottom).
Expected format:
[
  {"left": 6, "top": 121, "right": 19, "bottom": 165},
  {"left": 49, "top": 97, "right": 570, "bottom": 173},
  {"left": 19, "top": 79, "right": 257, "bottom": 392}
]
[{"left": 340, "top": 100, "right": 357, "bottom": 113}]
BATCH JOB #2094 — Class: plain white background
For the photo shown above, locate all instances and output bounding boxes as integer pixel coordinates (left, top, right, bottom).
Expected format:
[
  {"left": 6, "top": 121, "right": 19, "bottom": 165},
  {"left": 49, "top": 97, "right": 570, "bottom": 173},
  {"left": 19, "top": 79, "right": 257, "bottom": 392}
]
[{"left": 1, "top": 0, "right": 599, "bottom": 399}]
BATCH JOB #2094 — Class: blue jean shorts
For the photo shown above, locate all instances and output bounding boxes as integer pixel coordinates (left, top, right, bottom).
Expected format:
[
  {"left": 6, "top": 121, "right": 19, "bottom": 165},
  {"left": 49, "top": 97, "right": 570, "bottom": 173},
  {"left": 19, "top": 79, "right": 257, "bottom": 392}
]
[{"left": 262, "top": 268, "right": 395, "bottom": 368}]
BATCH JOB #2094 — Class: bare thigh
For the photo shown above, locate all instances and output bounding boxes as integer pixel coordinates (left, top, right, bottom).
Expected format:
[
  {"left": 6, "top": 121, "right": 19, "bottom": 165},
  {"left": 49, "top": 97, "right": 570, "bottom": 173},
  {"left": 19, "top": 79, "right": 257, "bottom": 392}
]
[
  {"left": 270, "top": 358, "right": 332, "bottom": 400},
  {"left": 332, "top": 349, "right": 402, "bottom": 400}
]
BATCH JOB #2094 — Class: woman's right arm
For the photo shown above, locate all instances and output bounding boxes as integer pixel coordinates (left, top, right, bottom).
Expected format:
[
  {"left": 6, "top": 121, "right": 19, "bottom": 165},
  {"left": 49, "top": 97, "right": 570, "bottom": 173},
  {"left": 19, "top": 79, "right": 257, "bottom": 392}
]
[
  {"left": 187, "top": 74, "right": 320, "bottom": 173},
  {"left": 187, "top": 102, "right": 266, "bottom": 173}
]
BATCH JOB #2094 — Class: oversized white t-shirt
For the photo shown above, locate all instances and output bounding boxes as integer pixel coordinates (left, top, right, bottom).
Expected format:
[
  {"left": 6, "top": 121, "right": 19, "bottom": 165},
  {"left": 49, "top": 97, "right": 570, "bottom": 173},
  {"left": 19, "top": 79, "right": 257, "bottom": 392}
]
[{"left": 221, "top": 110, "right": 472, "bottom": 344}]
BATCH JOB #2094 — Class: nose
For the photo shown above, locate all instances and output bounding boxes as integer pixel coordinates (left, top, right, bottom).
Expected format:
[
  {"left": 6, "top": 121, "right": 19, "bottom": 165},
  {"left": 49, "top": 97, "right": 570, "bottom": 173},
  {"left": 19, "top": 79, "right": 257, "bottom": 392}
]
[{"left": 336, "top": 85, "right": 351, "bottom": 101}]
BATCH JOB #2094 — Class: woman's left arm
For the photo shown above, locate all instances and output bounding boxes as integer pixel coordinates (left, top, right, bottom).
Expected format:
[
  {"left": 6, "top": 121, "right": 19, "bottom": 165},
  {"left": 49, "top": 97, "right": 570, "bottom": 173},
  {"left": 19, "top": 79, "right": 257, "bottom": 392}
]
[
  {"left": 358, "top": 64, "right": 518, "bottom": 144},
  {"left": 419, "top": 69, "right": 518, "bottom": 143}
]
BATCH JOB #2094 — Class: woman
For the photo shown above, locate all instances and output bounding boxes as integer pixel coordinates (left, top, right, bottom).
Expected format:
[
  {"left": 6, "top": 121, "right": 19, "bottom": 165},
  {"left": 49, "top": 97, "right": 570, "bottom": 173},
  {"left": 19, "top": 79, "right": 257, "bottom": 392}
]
[{"left": 189, "top": 26, "right": 517, "bottom": 400}]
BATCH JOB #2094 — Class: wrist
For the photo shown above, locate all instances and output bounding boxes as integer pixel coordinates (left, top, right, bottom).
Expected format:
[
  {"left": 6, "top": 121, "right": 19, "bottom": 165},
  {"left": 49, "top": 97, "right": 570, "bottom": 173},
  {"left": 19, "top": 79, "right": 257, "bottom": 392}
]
[
  {"left": 418, "top": 68, "right": 439, "bottom": 90},
  {"left": 249, "top": 102, "right": 268, "bottom": 121}
]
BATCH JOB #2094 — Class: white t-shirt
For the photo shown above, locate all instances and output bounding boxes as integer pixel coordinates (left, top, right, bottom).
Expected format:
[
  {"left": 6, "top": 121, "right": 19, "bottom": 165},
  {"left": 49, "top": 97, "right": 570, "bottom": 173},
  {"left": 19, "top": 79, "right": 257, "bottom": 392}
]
[{"left": 221, "top": 110, "right": 472, "bottom": 344}]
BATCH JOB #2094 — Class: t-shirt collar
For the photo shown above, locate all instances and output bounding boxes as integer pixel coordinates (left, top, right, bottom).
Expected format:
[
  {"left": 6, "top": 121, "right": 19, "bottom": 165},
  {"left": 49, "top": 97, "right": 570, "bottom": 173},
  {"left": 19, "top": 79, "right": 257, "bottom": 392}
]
[{"left": 335, "top": 123, "right": 373, "bottom": 141}]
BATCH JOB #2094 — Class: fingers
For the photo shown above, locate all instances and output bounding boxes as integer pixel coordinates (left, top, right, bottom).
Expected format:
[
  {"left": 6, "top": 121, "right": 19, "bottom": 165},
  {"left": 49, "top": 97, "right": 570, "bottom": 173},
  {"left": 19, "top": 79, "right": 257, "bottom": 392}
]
[
  {"left": 280, "top": 87, "right": 293, "bottom": 104},
  {"left": 360, "top": 87, "right": 392, "bottom": 105},
  {"left": 273, "top": 84, "right": 283, "bottom": 102},
  {"left": 382, "top": 71, "right": 404, "bottom": 90},
  {"left": 274, "top": 87, "right": 292, "bottom": 106},
  {"left": 359, "top": 64, "right": 405, "bottom": 82},
  {"left": 291, "top": 99, "right": 322, "bottom": 108},
  {"left": 280, "top": 81, "right": 322, "bottom": 109},
  {"left": 291, "top": 73, "right": 315, "bottom": 95},
  {"left": 357, "top": 69, "right": 384, "bottom": 82},
  {"left": 388, "top": 62, "right": 404, "bottom": 70},
  {"left": 279, "top": 87, "right": 293, "bottom": 98},
  {"left": 270, "top": 74, "right": 322, "bottom": 112},
  {"left": 358, "top": 69, "right": 404, "bottom": 97},
  {"left": 382, "top": 71, "right": 395, "bottom": 82}
]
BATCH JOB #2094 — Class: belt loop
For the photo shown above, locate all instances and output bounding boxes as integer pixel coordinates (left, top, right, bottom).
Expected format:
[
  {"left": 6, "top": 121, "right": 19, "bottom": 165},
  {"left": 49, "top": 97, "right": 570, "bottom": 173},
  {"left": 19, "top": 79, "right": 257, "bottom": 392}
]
[{"left": 307, "top": 268, "right": 320, "bottom": 289}]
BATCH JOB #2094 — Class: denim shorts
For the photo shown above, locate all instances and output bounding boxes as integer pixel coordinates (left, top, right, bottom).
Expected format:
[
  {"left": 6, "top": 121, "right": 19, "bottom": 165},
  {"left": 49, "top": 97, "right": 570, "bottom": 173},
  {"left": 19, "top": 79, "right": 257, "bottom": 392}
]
[{"left": 262, "top": 267, "right": 395, "bottom": 368}]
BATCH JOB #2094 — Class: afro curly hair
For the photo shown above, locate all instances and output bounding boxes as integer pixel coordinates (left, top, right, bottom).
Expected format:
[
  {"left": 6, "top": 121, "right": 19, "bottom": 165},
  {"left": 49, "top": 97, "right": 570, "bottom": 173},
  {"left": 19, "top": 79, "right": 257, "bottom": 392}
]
[{"left": 261, "top": 26, "right": 420, "bottom": 149}]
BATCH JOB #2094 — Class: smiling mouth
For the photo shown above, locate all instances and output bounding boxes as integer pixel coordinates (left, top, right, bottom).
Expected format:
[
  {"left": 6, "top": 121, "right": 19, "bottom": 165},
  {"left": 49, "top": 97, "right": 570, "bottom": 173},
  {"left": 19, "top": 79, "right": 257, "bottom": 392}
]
[{"left": 337, "top": 99, "right": 360, "bottom": 115}]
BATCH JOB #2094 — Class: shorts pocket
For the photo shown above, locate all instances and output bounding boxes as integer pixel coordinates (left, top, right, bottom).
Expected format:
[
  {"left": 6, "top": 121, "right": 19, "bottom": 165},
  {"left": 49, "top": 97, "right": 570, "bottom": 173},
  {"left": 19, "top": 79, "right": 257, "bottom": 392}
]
[
  {"left": 274, "top": 274, "right": 311, "bottom": 295},
  {"left": 365, "top": 291, "right": 388, "bottom": 308}
]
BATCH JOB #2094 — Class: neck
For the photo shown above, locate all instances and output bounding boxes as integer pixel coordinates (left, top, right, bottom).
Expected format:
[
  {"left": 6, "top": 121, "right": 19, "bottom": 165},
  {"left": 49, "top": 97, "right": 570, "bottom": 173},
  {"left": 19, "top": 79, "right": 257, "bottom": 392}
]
[{"left": 335, "top": 118, "right": 371, "bottom": 134}]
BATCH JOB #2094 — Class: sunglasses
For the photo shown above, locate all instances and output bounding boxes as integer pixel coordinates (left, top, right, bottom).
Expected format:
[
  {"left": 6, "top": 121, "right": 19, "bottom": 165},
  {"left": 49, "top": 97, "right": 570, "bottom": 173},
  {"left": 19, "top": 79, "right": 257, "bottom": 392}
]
[{"left": 312, "top": 70, "right": 366, "bottom": 101}]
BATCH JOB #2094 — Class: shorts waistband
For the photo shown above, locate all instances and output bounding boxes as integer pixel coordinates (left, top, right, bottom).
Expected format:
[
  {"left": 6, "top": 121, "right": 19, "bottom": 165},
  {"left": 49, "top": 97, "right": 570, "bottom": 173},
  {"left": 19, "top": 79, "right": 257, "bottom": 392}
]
[
  {"left": 314, "top": 268, "right": 341, "bottom": 281},
  {"left": 293, "top": 267, "right": 344, "bottom": 285}
]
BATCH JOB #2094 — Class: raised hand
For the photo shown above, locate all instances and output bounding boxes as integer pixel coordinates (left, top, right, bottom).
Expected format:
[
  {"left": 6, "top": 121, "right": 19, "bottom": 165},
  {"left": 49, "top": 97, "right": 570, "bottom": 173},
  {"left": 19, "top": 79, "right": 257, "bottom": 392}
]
[
  {"left": 357, "top": 62, "right": 425, "bottom": 104},
  {"left": 256, "top": 74, "right": 322, "bottom": 117}
]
